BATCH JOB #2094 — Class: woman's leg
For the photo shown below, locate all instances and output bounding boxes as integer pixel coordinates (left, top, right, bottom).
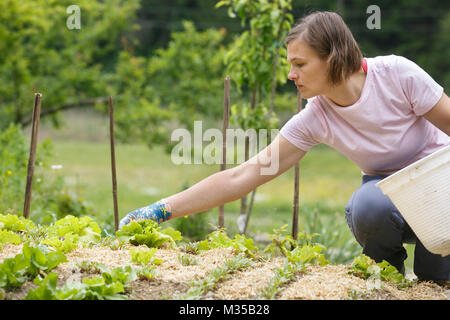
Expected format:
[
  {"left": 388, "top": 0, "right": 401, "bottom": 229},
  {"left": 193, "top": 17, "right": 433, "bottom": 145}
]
[
  {"left": 413, "top": 238, "right": 450, "bottom": 281},
  {"left": 345, "top": 175, "right": 450, "bottom": 281}
]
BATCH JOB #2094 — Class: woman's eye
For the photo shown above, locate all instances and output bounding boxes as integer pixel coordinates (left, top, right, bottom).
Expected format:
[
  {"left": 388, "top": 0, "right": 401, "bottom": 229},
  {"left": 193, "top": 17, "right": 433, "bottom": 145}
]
[{"left": 296, "top": 63, "right": 303, "bottom": 67}]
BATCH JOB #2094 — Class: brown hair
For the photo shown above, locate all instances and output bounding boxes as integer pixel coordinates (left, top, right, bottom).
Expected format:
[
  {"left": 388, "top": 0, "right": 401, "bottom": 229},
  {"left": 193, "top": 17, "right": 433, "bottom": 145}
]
[{"left": 285, "top": 11, "right": 363, "bottom": 86}]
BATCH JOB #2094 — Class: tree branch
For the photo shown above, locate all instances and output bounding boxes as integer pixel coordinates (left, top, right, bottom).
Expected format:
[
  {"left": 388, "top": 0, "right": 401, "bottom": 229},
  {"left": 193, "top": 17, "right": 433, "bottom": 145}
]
[{"left": 20, "top": 97, "right": 110, "bottom": 127}]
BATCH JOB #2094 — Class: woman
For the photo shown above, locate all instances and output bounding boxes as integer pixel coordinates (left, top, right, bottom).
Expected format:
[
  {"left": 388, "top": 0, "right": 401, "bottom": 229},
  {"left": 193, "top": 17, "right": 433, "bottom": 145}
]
[{"left": 119, "top": 11, "right": 450, "bottom": 285}]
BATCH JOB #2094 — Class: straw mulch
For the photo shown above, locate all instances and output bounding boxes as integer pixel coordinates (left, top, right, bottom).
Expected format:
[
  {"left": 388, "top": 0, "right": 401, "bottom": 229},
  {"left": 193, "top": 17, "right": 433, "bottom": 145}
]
[{"left": 1, "top": 244, "right": 447, "bottom": 300}]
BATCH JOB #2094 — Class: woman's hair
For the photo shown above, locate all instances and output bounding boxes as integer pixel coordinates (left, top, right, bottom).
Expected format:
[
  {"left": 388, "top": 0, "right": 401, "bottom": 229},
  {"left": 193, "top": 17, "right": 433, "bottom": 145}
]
[{"left": 285, "top": 11, "right": 363, "bottom": 86}]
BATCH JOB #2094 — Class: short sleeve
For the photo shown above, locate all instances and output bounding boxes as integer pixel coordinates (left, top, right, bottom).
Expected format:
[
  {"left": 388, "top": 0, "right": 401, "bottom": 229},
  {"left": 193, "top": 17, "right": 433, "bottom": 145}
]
[
  {"left": 279, "top": 101, "right": 321, "bottom": 152},
  {"left": 395, "top": 55, "right": 443, "bottom": 116}
]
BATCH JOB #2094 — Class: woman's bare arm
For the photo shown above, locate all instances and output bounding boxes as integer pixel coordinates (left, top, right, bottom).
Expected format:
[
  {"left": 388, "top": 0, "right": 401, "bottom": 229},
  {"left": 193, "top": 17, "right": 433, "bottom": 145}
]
[
  {"left": 165, "top": 133, "right": 307, "bottom": 219},
  {"left": 423, "top": 92, "right": 450, "bottom": 136}
]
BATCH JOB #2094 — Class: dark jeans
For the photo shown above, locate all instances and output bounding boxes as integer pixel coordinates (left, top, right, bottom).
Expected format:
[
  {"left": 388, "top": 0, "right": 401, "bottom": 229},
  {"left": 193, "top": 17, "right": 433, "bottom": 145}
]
[{"left": 345, "top": 175, "right": 450, "bottom": 281}]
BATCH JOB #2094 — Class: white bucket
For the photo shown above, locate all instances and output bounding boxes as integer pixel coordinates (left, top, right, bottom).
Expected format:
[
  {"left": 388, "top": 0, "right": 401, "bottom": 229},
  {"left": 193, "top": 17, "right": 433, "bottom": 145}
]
[{"left": 376, "top": 144, "right": 450, "bottom": 257}]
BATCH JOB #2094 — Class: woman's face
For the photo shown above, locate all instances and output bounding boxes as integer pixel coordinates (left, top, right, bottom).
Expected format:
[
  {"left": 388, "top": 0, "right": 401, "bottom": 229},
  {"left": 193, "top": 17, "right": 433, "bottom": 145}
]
[{"left": 287, "top": 37, "right": 330, "bottom": 99}]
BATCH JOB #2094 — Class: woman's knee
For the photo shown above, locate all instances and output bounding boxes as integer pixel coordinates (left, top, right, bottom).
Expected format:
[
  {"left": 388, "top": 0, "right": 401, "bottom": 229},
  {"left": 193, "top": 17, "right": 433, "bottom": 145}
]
[{"left": 346, "top": 181, "right": 404, "bottom": 241}]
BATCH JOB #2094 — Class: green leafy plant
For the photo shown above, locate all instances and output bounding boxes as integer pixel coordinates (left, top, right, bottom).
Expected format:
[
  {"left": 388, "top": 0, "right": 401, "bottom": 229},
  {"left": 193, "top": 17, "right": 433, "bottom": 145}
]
[
  {"left": 129, "top": 247, "right": 163, "bottom": 266},
  {"left": 74, "top": 260, "right": 106, "bottom": 274},
  {"left": 42, "top": 233, "right": 80, "bottom": 253},
  {"left": 178, "top": 253, "right": 199, "bottom": 266},
  {"left": 25, "top": 265, "right": 138, "bottom": 300},
  {"left": 286, "top": 244, "right": 329, "bottom": 267},
  {"left": 349, "top": 254, "right": 412, "bottom": 288},
  {"left": 258, "top": 225, "right": 329, "bottom": 299},
  {"left": 0, "top": 243, "right": 67, "bottom": 290},
  {"left": 259, "top": 260, "right": 300, "bottom": 300},
  {"left": 41, "top": 215, "right": 102, "bottom": 253},
  {"left": 259, "top": 242, "right": 329, "bottom": 299},
  {"left": 180, "top": 242, "right": 201, "bottom": 255},
  {"left": 116, "top": 220, "right": 181, "bottom": 249},
  {"left": 0, "top": 213, "right": 37, "bottom": 233},
  {"left": 264, "top": 224, "right": 321, "bottom": 257},
  {"left": 197, "top": 229, "right": 258, "bottom": 258},
  {"left": 0, "top": 229, "right": 23, "bottom": 249}
]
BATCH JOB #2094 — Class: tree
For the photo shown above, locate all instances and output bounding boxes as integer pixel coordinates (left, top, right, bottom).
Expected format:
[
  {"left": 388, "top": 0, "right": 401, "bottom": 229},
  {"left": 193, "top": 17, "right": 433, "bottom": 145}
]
[
  {"left": 107, "top": 21, "right": 231, "bottom": 151},
  {"left": 0, "top": 0, "right": 140, "bottom": 130},
  {"left": 216, "top": 0, "right": 294, "bottom": 234}
]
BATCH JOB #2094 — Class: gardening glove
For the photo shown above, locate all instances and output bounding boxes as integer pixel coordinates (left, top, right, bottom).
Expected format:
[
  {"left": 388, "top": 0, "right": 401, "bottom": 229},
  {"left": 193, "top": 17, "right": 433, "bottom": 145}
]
[{"left": 119, "top": 199, "right": 172, "bottom": 229}]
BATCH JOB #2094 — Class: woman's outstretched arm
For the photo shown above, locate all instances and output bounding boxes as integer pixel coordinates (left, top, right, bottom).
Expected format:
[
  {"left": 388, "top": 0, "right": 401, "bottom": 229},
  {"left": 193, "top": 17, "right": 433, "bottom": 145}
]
[
  {"left": 165, "top": 133, "right": 307, "bottom": 219},
  {"left": 119, "top": 133, "right": 306, "bottom": 228}
]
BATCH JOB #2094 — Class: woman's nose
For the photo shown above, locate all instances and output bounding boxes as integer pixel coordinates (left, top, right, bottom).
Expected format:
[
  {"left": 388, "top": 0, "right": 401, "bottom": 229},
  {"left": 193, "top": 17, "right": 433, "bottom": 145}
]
[{"left": 288, "top": 67, "right": 297, "bottom": 81}]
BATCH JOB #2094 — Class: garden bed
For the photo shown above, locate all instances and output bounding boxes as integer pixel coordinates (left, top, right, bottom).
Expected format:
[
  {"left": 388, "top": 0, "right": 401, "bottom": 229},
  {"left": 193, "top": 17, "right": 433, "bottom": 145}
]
[{"left": 1, "top": 243, "right": 446, "bottom": 300}]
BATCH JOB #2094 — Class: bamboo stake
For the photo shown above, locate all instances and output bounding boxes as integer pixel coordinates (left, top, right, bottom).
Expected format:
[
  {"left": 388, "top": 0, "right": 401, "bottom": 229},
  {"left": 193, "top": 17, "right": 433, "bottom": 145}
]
[
  {"left": 219, "top": 76, "right": 230, "bottom": 228},
  {"left": 23, "top": 93, "right": 42, "bottom": 219},
  {"left": 292, "top": 91, "right": 303, "bottom": 239},
  {"left": 108, "top": 96, "right": 119, "bottom": 231}
]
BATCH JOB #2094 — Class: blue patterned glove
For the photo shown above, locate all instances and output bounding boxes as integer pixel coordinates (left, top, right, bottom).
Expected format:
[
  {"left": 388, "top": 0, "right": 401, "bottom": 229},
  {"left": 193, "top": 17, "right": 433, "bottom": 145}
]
[{"left": 119, "top": 199, "right": 172, "bottom": 229}]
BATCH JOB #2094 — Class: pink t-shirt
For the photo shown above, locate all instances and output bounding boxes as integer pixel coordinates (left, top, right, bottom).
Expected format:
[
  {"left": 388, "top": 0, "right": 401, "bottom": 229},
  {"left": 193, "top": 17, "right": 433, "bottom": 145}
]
[{"left": 280, "top": 54, "right": 449, "bottom": 176}]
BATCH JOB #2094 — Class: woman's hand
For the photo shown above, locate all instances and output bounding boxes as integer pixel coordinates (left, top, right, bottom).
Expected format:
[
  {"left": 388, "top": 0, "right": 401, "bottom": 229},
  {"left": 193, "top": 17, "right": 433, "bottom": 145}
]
[{"left": 119, "top": 199, "right": 172, "bottom": 229}]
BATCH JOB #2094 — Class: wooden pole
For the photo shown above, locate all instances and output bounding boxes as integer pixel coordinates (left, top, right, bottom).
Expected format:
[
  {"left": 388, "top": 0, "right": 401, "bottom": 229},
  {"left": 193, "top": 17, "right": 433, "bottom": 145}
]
[
  {"left": 23, "top": 93, "right": 42, "bottom": 219},
  {"left": 219, "top": 76, "right": 230, "bottom": 228},
  {"left": 292, "top": 91, "right": 303, "bottom": 239},
  {"left": 108, "top": 96, "right": 119, "bottom": 231}
]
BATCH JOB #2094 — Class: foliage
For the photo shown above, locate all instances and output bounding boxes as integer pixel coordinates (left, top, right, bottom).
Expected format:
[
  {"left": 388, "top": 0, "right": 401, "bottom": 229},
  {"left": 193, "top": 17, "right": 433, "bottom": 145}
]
[
  {"left": 259, "top": 228, "right": 329, "bottom": 299},
  {"left": 178, "top": 253, "right": 199, "bottom": 266},
  {"left": 216, "top": 0, "right": 294, "bottom": 230},
  {"left": 0, "top": 125, "right": 97, "bottom": 223},
  {"left": 25, "top": 265, "right": 137, "bottom": 300},
  {"left": 0, "top": 213, "right": 102, "bottom": 253},
  {"left": 0, "top": 243, "right": 67, "bottom": 290},
  {"left": 134, "top": 0, "right": 241, "bottom": 54},
  {"left": 46, "top": 215, "right": 101, "bottom": 239},
  {"left": 427, "top": 12, "right": 450, "bottom": 89},
  {"left": 0, "top": 230, "right": 22, "bottom": 249},
  {"left": 258, "top": 260, "right": 301, "bottom": 300},
  {"left": 0, "top": 213, "right": 40, "bottom": 248},
  {"left": 264, "top": 224, "right": 320, "bottom": 256},
  {"left": 110, "top": 21, "right": 230, "bottom": 152},
  {"left": 0, "top": 213, "right": 423, "bottom": 300},
  {"left": 74, "top": 260, "right": 106, "bottom": 274},
  {"left": 197, "top": 228, "right": 258, "bottom": 258},
  {"left": 106, "top": 51, "right": 174, "bottom": 150},
  {"left": 172, "top": 212, "right": 212, "bottom": 242},
  {"left": 217, "top": 0, "right": 293, "bottom": 94},
  {"left": 299, "top": 208, "right": 362, "bottom": 264},
  {"left": 115, "top": 220, "right": 182, "bottom": 249},
  {"left": 0, "top": 0, "right": 140, "bottom": 130},
  {"left": 129, "top": 247, "right": 163, "bottom": 266},
  {"left": 217, "top": 0, "right": 293, "bottom": 133},
  {"left": 42, "top": 215, "right": 101, "bottom": 253},
  {"left": 349, "top": 254, "right": 412, "bottom": 288},
  {"left": 148, "top": 21, "right": 228, "bottom": 121},
  {"left": 179, "top": 241, "right": 201, "bottom": 255},
  {"left": 0, "top": 213, "right": 37, "bottom": 233}
]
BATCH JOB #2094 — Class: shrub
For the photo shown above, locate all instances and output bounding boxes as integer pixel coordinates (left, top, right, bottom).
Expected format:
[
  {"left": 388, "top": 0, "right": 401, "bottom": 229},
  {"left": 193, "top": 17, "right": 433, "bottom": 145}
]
[{"left": 0, "top": 125, "right": 97, "bottom": 224}]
